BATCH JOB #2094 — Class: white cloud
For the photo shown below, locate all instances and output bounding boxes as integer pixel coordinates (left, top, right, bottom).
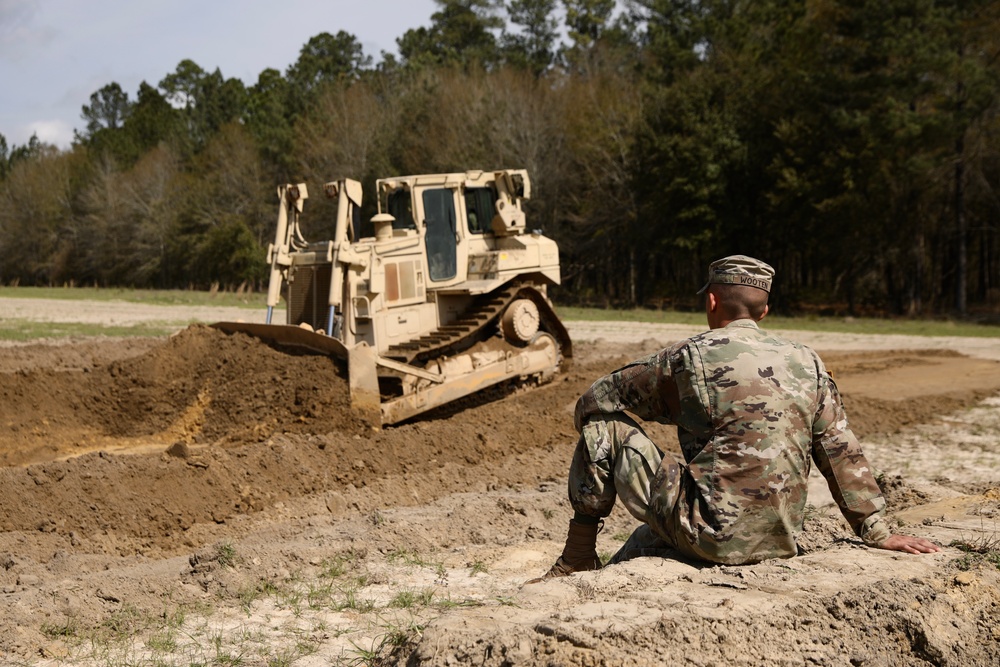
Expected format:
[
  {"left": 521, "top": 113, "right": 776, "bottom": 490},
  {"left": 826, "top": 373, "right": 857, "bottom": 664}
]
[{"left": 27, "top": 118, "right": 73, "bottom": 148}]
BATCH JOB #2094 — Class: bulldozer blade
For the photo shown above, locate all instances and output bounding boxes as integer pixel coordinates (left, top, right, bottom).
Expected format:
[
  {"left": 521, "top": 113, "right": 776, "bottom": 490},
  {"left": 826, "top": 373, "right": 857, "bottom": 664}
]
[
  {"left": 211, "top": 322, "right": 351, "bottom": 359},
  {"left": 347, "top": 343, "right": 382, "bottom": 426}
]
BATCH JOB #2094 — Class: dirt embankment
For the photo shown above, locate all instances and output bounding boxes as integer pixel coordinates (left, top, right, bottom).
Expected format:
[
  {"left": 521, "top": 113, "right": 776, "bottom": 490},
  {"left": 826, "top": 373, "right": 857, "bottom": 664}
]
[{"left": 0, "top": 320, "right": 998, "bottom": 665}]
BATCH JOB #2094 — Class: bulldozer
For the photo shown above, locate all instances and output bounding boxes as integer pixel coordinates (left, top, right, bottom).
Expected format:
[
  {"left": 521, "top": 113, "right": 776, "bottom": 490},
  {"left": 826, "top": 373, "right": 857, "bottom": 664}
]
[{"left": 214, "top": 169, "right": 571, "bottom": 425}]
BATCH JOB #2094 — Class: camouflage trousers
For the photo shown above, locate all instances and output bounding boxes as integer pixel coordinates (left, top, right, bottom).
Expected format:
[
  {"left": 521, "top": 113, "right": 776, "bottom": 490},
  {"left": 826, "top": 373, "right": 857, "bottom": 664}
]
[{"left": 569, "top": 412, "right": 690, "bottom": 564}]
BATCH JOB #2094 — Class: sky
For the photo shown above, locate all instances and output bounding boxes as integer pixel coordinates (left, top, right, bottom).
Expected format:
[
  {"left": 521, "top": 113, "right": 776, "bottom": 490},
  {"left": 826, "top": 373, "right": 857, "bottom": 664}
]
[{"left": 0, "top": 0, "right": 440, "bottom": 149}]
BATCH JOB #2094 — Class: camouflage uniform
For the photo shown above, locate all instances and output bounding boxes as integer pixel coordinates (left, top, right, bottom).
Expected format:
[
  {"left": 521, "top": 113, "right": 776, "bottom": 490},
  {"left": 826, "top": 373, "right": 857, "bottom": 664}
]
[{"left": 570, "top": 319, "right": 892, "bottom": 565}]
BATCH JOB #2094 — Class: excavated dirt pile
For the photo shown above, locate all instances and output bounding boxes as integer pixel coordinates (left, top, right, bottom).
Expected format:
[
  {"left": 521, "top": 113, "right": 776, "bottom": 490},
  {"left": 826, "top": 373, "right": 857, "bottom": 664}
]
[
  {"left": 1, "top": 317, "right": 1000, "bottom": 665},
  {"left": 0, "top": 326, "right": 364, "bottom": 467}
]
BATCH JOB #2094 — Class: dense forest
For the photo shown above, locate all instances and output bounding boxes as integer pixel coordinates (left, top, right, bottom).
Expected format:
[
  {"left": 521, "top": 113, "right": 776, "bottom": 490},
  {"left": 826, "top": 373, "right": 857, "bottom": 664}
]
[{"left": 1, "top": 0, "right": 998, "bottom": 317}]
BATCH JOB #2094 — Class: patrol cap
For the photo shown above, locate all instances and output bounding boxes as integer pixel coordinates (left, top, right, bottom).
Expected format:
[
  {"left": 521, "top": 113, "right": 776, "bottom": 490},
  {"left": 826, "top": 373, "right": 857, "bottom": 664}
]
[{"left": 697, "top": 255, "right": 774, "bottom": 294}]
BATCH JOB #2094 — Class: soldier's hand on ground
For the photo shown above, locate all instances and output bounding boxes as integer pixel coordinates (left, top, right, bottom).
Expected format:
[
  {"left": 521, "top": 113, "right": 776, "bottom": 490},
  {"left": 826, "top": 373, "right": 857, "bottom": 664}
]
[{"left": 878, "top": 534, "right": 941, "bottom": 554}]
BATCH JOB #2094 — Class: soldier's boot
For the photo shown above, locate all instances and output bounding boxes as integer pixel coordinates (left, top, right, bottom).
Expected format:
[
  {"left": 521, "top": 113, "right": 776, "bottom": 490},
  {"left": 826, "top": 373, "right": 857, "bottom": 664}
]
[{"left": 525, "top": 519, "right": 603, "bottom": 584}]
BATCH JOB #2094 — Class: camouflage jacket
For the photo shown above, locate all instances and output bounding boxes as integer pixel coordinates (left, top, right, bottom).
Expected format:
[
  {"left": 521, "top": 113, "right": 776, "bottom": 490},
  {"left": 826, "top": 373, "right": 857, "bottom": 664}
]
[{"left": 575, "top": 319, "right": 892, "bottom": 564}]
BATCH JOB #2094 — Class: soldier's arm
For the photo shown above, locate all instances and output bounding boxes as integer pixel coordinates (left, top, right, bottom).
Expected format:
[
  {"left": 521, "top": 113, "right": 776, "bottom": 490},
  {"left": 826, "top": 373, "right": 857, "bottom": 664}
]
[
  {"left": 573, "top": 350, "right": 679, "bottom": 432},
  {"left": 810, "top": 368, "right": 941, "bottom": 553},
  {"left": 810, "top": 367, "right": 895, "bottom": 547}
]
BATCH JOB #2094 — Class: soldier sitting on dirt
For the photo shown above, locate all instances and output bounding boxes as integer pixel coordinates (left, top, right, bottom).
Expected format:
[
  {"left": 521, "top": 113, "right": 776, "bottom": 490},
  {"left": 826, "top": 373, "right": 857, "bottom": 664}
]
[{"left": 531, "top": 255, "right": 940, "bottom": 581}]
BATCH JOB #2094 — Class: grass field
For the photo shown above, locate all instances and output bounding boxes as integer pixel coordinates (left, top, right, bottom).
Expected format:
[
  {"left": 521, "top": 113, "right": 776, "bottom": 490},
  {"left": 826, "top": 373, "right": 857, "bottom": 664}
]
[
  {"left": 0, "top": 319, "right": 177, "bottom": 341},
  {"left": 3, "top": 287, "right": 1000, "bottom": 340},
  {"left": 0, "top": 286, "right": 265, "bottom": 308},
  {"left": 765, "top": 313, "right": 1000, "bottom": 337},
  {"left": 560, "top": 306, "right": 1000, "bottom": 338}
]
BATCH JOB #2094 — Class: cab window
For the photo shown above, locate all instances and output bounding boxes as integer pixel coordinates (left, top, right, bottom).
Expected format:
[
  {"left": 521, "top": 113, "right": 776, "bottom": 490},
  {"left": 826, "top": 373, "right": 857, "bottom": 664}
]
[
  {"left": 387, "top": 189, "right": 417, "bottom": 230},
  {"left": 422, "top": 188, "right": 457, "bottom": 282},
  {"left": 464, "top": 187, "right": 496, "bottom": 234}
]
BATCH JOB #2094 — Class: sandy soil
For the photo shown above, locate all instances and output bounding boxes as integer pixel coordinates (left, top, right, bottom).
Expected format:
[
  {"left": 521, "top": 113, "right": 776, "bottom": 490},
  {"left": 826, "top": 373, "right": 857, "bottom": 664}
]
[{"left": 1, "top": 300, "right": 999, "bottom": 666}]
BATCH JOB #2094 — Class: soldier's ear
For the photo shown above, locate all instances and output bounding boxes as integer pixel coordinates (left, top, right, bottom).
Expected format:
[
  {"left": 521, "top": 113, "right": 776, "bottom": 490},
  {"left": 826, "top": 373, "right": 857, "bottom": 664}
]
[
  {"left": 707, "top": 292, "right": 719, "bottom": 313},
  {"left": 758, "top": 304, "right": 770, "bottom": 321}
]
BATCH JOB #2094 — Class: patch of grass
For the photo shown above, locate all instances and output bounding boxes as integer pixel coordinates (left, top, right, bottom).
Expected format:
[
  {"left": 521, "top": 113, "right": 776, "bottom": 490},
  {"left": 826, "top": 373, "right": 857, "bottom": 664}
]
[
  {"left": 238, "top": 579, "right": 276, "bottom": 614},
  {"left": 99, "top": 604, "right": 150, "bottom": 639},
  {"left": 268, "top": 641, "right": 317, "bottom": 667},
  {"left": 380, "top": 619, "right": 424, "bottom": 649},
  {"left": 469, "top": 560, "right": 487, "bottom": 575},
  {"left": 322, "top": 551, "right": 362, "bottom": 579},
  {"left": 559, "top": 307, "right": 705, "bottom": 327},
  {"left": 0, "top": 285, "right": 269, "bottom": 308},
  {"left": 541, "top": 508, "right": 555, "bottom": 520},
  {"left": 145, "top": 628, "right": 178, "bottom": 652},
  {"left": 558, "top": 306, "right": 1000, "bottom": 339},
  {"left": 307, "top": 580, "right": 335, "bottom": 609},
  {"left": 950, "top": 533, "right": 1000, "bottom": 570},
  {"left": 435, "top": 597, "right": 485, "bottom": 610},
  {"left": 612, "top": 531, "right": 632, "bottom": 543},
  {"left": 349, "top": 621, "right": 423, "bottom": 667},
  {"left": 386, "top": 548, "right": 442, "bottom": 573},
  {"left": 40, "top": 618, "right": 81, "bottom": 639},
  {"left": 45, "top": 594, "right": 333, "bottom": 666},
  {"left": 276, "top": 587, "right": 304, "bottom": 615},
  {"left": 339, "top": 586, "right": 377, "bottom": 613},
  {"left": 208, "top": 630, "right": 246, "bottom": 667},
  {"left": 0, "top": 318, "right": 176, "bottom": 341},
  {"left": 389, "top": 589, "right": 435, "bottom": 609},
  {"left": 162, "top": 606, "right": 189, "bottom": 629},
  {"left": 267, "top": 652, "right": 296, "bottom": 667},
  {"left": 212, "top": 649, "right": 247, "bottom": 666},
  {"left": 385, "top": 548, "right": 421, "bottom": 565},
  {"left": 216, "top": 542, "right": 238, "bottom": 568},
  {"left": 349, "top": 634, "right": 396, "bottom": 667}
]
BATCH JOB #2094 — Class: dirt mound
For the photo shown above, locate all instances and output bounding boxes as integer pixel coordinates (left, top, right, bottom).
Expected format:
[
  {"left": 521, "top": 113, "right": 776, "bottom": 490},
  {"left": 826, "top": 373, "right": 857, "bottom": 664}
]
[
  {"left": 0, "top": 326, "right": 364, "bottom": 466},
  {"left": 85, "top": 325, "right": 363, "bottom": 440},
  {"left": 877, "top": 473, "right": 932, "bottom": 511}
]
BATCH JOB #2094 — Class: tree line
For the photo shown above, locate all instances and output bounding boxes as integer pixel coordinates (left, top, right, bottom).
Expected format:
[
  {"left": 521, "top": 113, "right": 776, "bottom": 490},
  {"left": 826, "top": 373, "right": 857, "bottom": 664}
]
[{"left": 1, "top": 0, "right": 998, "bottom": 317}]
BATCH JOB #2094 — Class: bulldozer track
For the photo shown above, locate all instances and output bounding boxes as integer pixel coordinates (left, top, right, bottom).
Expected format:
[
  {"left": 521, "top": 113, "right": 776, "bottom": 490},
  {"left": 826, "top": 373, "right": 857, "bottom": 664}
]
[{"left": 384, "top": 280, "right": 572, "bottom": 365}]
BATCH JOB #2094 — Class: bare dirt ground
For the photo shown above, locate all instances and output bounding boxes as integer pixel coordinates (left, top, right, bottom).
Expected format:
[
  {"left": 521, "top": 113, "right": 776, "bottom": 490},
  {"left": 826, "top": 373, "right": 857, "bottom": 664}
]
[{"left": 1, "top": 300, "right": 999, "bottom": 666}]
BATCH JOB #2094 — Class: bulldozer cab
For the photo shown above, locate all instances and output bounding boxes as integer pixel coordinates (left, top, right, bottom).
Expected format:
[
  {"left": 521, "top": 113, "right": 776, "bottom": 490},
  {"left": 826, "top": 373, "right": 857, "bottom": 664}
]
[
  {"left": 374, "top": 170, "right": 535, "bottom": 289},
  {"left": 377, "top": 181, "right": 475, "bottom": 282}
]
